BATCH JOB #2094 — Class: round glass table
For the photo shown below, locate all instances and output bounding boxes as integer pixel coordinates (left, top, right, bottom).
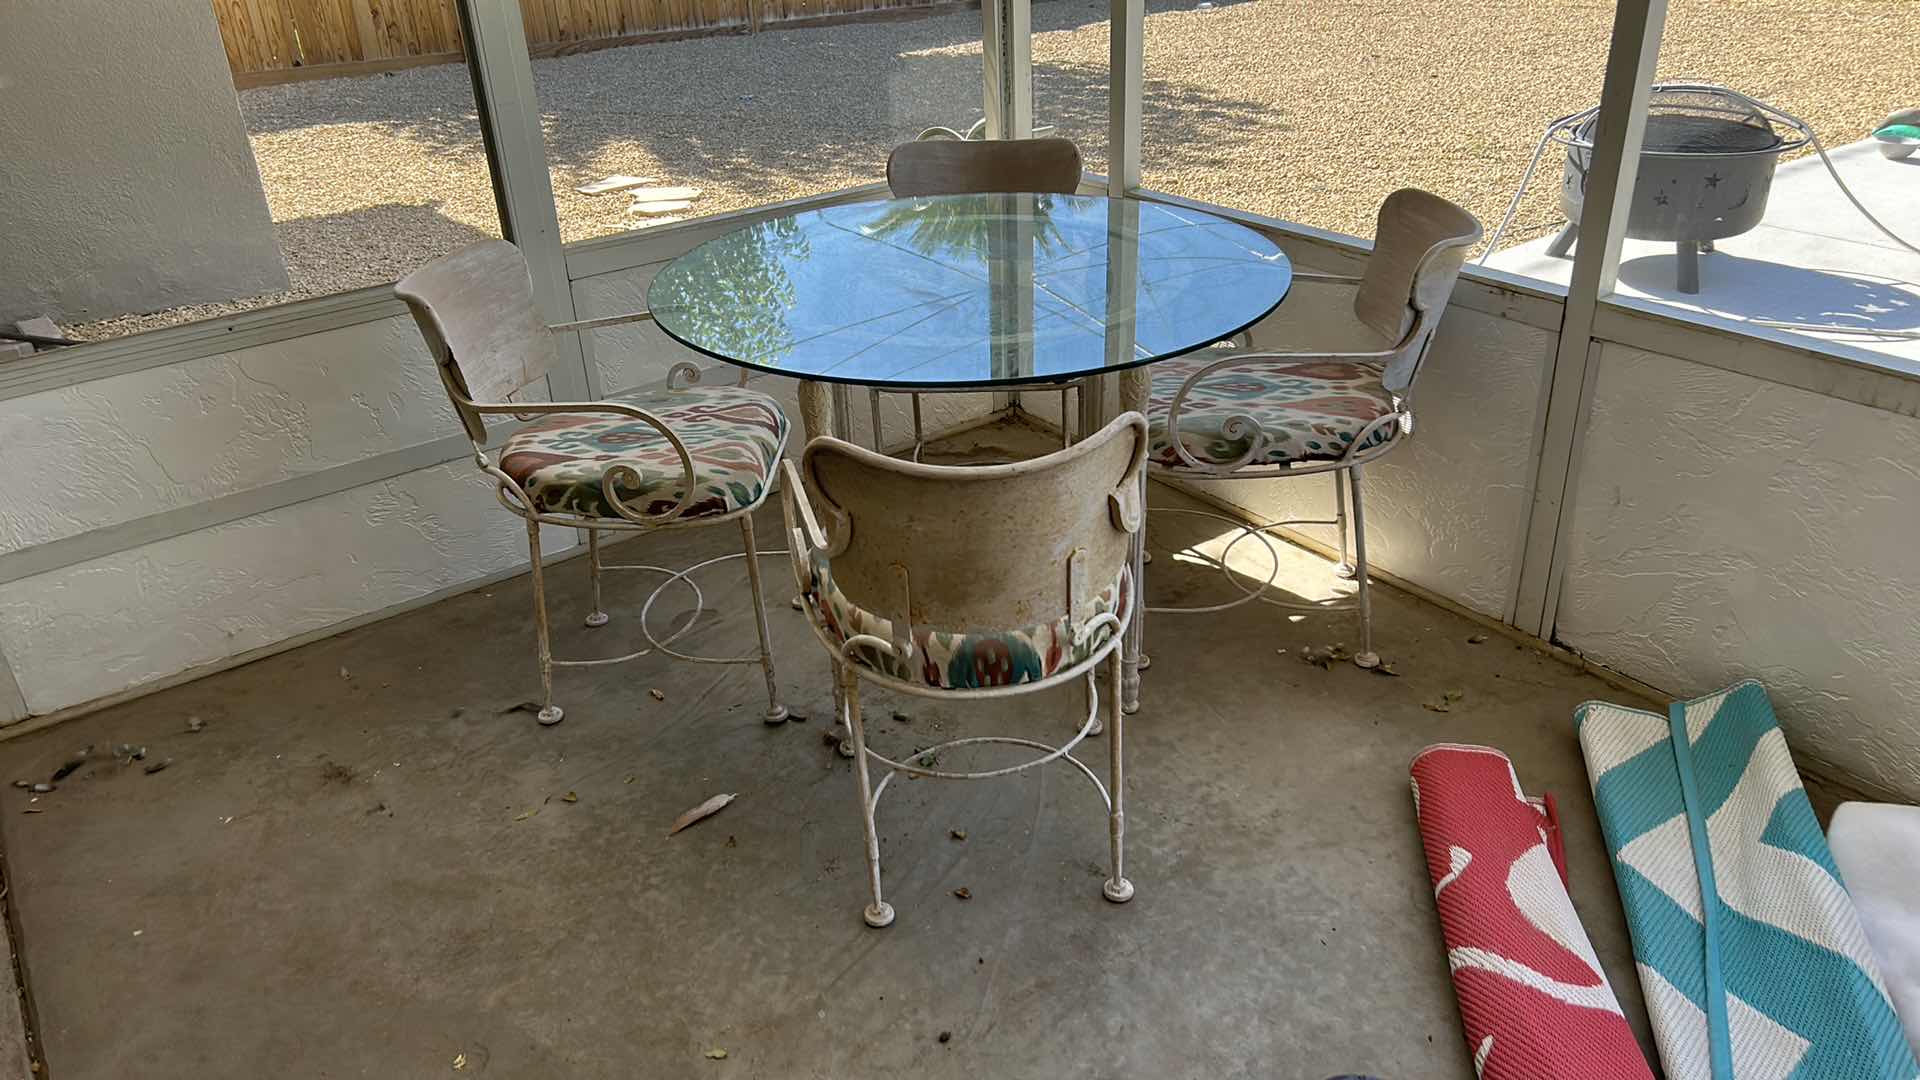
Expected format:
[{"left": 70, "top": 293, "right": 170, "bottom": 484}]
[{"left": 649, "top": 193, "right": 1293, "bottom": 403}]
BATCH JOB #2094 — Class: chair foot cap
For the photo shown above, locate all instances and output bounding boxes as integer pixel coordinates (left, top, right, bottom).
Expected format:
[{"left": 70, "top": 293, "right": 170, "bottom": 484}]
[
  {"left": 763, "top": 704, "right": 790, "bottom": 725},
  {"left": 1334, "top": 563, "right": 1357, "bottom": 580},
  {"left": 584, "top": 611, "right": 610, "bottom": 628},
  {"left": 1353, "top": 652, "right": 1381, "bottom": 670},
  {"left": 863, "top": 902, "right": 896, "bottom": 928},
  {"left": 1103, "top": 878, "right": 1135, "bottom": 903},
  {"left": 537, "top": 705, "right": 565, "bottom": 726}
]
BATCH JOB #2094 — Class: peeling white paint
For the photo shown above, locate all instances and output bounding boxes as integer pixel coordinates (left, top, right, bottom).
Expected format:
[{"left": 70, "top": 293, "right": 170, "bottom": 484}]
[{"left": 1556, "top": 344, "right": 1920, "bottom": 799}]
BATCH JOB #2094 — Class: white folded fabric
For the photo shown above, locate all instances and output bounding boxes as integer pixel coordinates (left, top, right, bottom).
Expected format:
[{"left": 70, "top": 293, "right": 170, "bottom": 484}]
[{"left": 1831, "top": 802, "right": 1920, "bottom": 1062}]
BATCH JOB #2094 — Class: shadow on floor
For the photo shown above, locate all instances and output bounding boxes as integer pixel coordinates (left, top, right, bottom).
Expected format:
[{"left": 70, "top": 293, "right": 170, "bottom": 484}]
[{"left": 0, "top": 430, "right": 1658, "bottom": 1078}]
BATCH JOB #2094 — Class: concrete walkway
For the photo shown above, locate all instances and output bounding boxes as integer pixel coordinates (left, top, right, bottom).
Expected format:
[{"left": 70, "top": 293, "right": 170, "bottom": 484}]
[{"left": 0, "top": 456, "right": 1660, "bottom": 1078}]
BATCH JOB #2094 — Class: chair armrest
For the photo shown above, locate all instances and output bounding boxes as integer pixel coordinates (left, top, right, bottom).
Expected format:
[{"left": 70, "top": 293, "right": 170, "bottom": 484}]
[
  {"left": 1162, "top": 348, "right": 1399, "bottom": 473},
  {"left": 548, "top": 310, "right": 655, "bottom": 333},
  {"left": 779, "top": 459, "right": 830, "bottom": 597},
  {"left": 470, "top": 399, "right": 698, "bottom": 525}
]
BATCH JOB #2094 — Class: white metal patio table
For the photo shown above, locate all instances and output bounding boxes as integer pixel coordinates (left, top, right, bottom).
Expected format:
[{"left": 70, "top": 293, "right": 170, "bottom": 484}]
[{"left": 647, "top": 191, "right": 1294, "bottom": 713}]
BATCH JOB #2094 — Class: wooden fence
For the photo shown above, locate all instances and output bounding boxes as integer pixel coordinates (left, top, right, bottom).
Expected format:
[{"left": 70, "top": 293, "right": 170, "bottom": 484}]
[{"left": 214, "top": 0, "right": 953, "bottom": 87}]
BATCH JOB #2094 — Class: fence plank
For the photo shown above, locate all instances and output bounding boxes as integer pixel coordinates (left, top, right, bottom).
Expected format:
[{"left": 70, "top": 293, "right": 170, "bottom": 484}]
[{"left": 215, "top": 0, "right": 947, "bottom": 80}]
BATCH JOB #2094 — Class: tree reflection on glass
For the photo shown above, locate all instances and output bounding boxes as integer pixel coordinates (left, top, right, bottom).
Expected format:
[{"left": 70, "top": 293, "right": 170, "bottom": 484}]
[
  {"left": 649, "top": 215, "right": 811, "bottom": 364},
  {"left": 859, "top": 193, "right": 1070, "bottom": 265}
]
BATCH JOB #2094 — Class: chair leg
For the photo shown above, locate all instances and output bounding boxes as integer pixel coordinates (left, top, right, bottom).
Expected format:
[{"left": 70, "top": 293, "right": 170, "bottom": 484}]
[
  {"left": 830, "top": 657, "right": 855, "bottom": 758},
  {"left": 524, "top": 519, "right": 564, "bottom": 726},
  {"left": 1332, "top": 472, "right": 1355, "bottom": 579},
  {"left": 869, "top": 388, "right": 886, "bottom": 453},
  {"left": 843, "top": 665, "right": 894, "bottom": 928},
  {"left": 1103, "top": 652, "right": 1133, "bottom": 903},
  {"left": 909, "top": 393, "right": 926, "bottom": 461},
  {"left": 583, "top": 528, "right": 610, "bottom": 628},
  {"left": 739, "top": 514, "right": 788, "bottom": 725},
  {"left": 1348, "top": 465, "right": 1377, "bottom": 667},
  {"left": 1059, "top": 387, "right": 1073, "bottom": 449}
]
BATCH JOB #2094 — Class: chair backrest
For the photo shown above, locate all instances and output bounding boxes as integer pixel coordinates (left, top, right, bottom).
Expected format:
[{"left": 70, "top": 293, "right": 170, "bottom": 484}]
[
  {"left": 1350, "top": 189, "right": 1483, "bottom": 393},
  {"left": 394, "top": 240, "right": 558, "bottom": 442},
  {"left": 885, "top": 137, "right": 1083, "bottom": 197},
  {"left": 803, "top": 412, "right": 1145, "bottom": 635}
]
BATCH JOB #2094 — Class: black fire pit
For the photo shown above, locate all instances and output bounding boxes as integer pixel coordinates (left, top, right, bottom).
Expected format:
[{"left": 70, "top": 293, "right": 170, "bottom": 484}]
[{"left": 1546, "top": 84, "right": 1811, "bottom": 293}]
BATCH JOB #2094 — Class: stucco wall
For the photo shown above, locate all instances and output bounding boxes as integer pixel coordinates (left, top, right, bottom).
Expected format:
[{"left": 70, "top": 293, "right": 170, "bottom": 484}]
[
  {"left": 0, "top": 0, "right": 286, "bottom": 325},
  {"left": 1554, "top": 343, "right": 1920, "bottom": 799},
  {"left": 0, "top": 310, "right": 574, "bottom": 715},
  {"left": 1154, "top": 275, "right": 1554, "bottom": 620}
]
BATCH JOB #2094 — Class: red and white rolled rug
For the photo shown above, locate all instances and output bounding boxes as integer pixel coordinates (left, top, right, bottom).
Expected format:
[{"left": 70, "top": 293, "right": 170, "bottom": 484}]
[{"left": 1410, "top": 743, "right": 1653, "bottom": 1080}]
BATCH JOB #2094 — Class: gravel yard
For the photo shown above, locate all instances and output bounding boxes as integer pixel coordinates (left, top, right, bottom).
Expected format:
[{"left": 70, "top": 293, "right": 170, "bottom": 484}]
[{"left": 72, "top": 0, "right": 1910, "bottom": 339}]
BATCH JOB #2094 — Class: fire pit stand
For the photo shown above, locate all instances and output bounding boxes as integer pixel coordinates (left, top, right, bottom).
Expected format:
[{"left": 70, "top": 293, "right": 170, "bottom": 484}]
[{"left": 1544, "top": 84, "right": 1811, "bottom": 294}]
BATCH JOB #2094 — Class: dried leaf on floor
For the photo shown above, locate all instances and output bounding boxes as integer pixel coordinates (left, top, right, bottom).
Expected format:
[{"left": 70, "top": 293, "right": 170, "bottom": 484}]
[
  {"left": 649, "top": 688, "right": 666, "bottom": 702},
  {"left": 22, "top": 808, "right": 43, "bottom": 815},
  {"left": 339, "top": 666, "right": 351, "bottom": 680},
  {"left": 724, "top": 834, "right": 737, "bottom": 848},
  {"left": 669, "top": 792, "right": 737, "bottom": 835},
  {"left": 938, "top": 1031, "right": 952, "bottom": 1044},
  {"left": 1370, "top": 662, "right": 1401, "bottom": 677},
  {"left": 1300, "top": 647, "right": 1334, "bottom": 669},
  {"left": 625, "top": 775, "right": 636, "bottom": 784},
  {"left": 1422, "top": 701, "right": 1452, "bottom": 714},
  {"left": 452, "top": 1051, "right": 467, "bottom": 1070},
  {"left": 704, "top": 1048, "right": 728, "bottom": 1060},
  {"left": 143, "top": 759, "right": 173, "bottom": 775},
  {"left": 1468, "top": 633, "right": 1489, "bottom": 644},
  {"left": 514, "top": 808, "right": 540, "bottom": 822},
  {"left": 186, "top": 716, "right": 206, "bottom": 733},
  {"left": 1444, "top": 689, "right": 1465, "bottom": 703},
  {"left": 561, "top": 791, "right": 579, "bottom": 803},
  {"left": 950, "top": 828, "right": 967, "bottom": 841},
  {"left": 51, "top": 747, "right": 92, "bottom": 782},
  {"left": 952, "top": 886, "right": 972, "bottom": 900},
  {"left": 891, "top": 711, "right": 912, "bottom": 724}
]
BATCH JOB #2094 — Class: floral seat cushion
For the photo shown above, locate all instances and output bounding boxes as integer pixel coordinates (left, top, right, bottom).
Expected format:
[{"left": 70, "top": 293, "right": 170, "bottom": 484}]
[
  {"left": 1146, "top": 355, "right": 1399, "bottom": 470},
  {"left": 499, "top": 383, "right": 787, "bottom": 520},
  {"left": 801, "top": 556, "right": 1129, "bottom": 691}
]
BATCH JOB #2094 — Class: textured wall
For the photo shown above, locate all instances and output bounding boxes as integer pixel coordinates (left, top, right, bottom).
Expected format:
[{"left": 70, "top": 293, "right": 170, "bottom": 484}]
[
  {"left": 0, "top": 317, "right": 457, "bottom": 554},
  {"left": 1555, "top": 345, "right": 1920, "bottom": 799},
  {"left": 0, "top": 462, "right": 553, "bottom": 715},
  {"left": 0, "top": 0, "right": 285, "bottom": 323},
  {"left": 1168, "top": 279, "right": 1554, "bottom": 620},
  {"left": 0, "top": 310, "right": 570, "bottom": 716}
]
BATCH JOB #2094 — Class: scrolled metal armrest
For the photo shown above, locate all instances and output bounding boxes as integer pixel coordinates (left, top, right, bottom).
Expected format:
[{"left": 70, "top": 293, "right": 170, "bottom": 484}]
[
  {"left": 468, "top": 398, "right": 698, "bottom": 525},
  {"left": 1162, "top": 348, "right": 1398, "bottom": 473},
  {"left": 779, "top": 459, "right": 830, "bottom": 597}
]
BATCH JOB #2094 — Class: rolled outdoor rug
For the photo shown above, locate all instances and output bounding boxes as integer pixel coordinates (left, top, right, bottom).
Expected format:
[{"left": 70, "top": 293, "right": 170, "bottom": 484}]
[
  {"left": 1829, "top": 802, "right": 1920, "bottom": 1062},
  {"left": 1409, "top": 744, "right": 1654, "bottom": 1080},
  {"left": 1577, "top": 680, "right": 1920, "bottom": 1080}
]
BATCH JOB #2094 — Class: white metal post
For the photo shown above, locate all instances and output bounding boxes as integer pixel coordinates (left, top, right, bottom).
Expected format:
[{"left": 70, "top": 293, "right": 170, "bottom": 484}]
[
  {"left": 1510, "top": 0, "right": 1668, "bottom": 636},
  {"left": 1106, "top": 0, "right": 1143, "bottom": 195},
  {"left": 456, "top": 0, "right": 594, "bottom": 403},
  {"left": 981, "top": 0, "right": 1033, "bottom": 139}
]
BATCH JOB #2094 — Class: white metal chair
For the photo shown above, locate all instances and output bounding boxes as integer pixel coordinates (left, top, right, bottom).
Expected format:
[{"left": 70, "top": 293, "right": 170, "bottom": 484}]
[
  {"left": 1143, "top": 189, "right": 1482, "bottom": 668},
  {"left": 870, "top": 136, "right": 1085, "bottom": 459},
  {"left": 782, "top": 412, "right": 1147, "bottom": 927},
  {"left": 396, "top": 240, "right": 790, "bottom": 727}
]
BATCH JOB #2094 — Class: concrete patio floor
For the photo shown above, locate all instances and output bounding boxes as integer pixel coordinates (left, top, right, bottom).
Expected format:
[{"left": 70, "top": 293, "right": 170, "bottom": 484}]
[{"left": 0, "top": 429, "right": 1673, "bottom": 1078}]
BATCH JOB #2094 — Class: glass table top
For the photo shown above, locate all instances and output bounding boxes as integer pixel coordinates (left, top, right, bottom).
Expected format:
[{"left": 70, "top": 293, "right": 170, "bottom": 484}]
[{"left": 646, "top": 193, "right": 1293, "bottom": 389}]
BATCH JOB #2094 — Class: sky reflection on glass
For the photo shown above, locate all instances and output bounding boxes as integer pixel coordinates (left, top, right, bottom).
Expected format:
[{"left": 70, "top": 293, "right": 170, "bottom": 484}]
[{"left": 648, "top": 194, "right": 1292, "bottom": 389}]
